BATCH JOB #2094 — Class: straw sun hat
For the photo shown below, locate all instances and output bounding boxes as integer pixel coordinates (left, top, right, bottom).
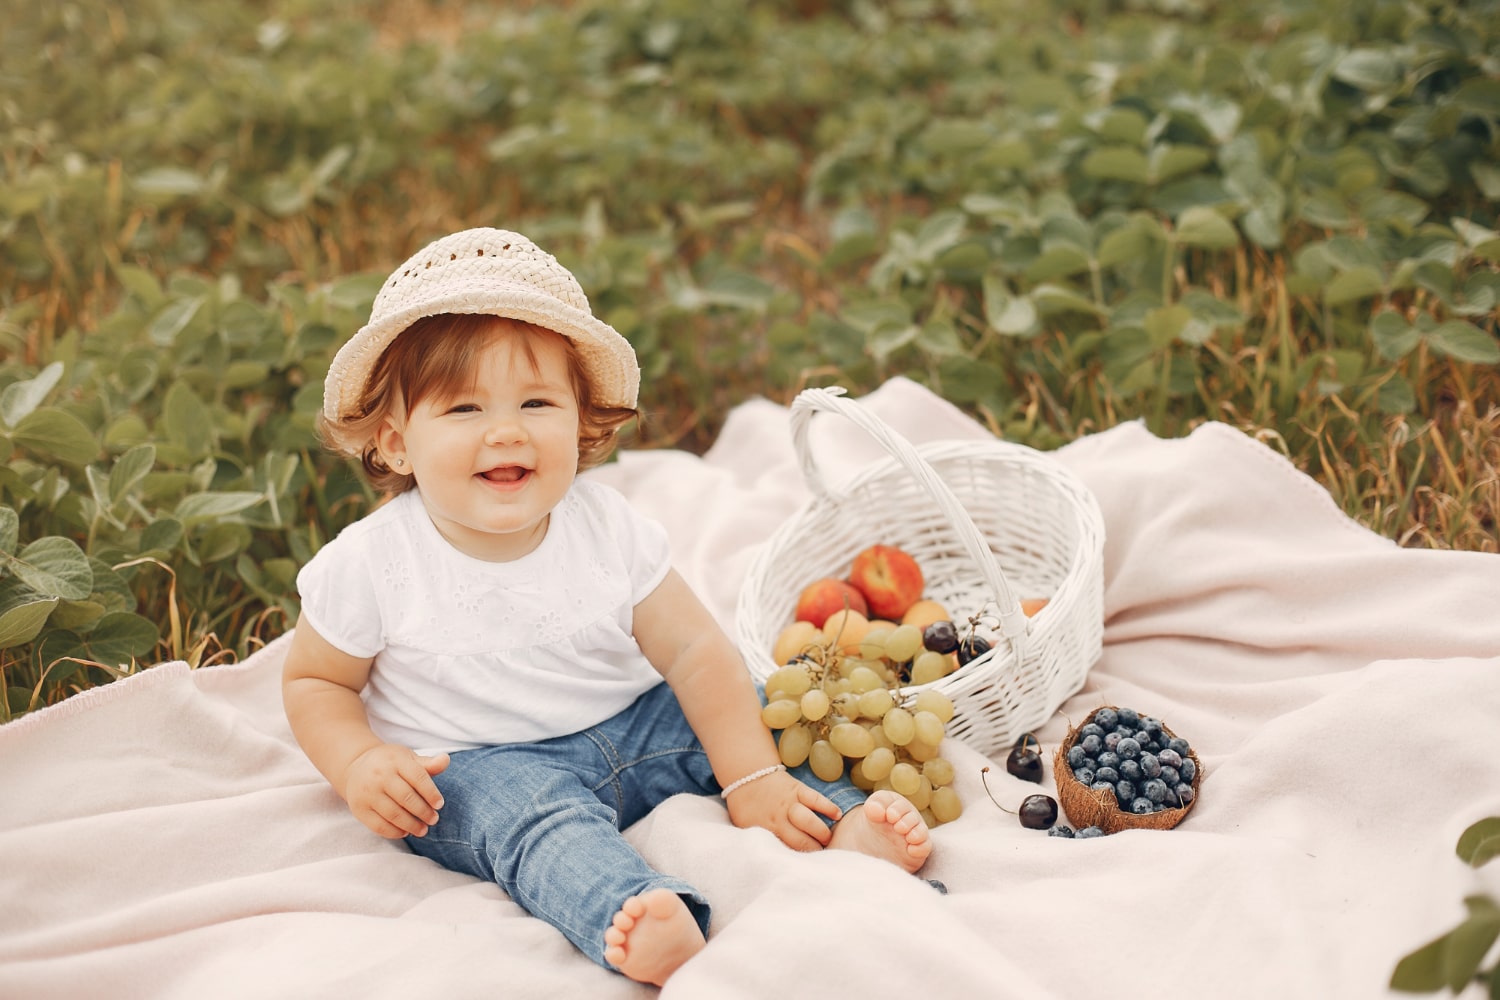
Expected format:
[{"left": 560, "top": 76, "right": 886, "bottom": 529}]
[{"left": 321, "top": 228, "right": 641, "bottom": 431}]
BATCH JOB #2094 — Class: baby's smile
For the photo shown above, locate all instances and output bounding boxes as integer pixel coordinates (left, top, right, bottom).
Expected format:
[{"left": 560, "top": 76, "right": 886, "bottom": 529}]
[{"left": 479, "top": 466, "right": 530, "bottom": 485}]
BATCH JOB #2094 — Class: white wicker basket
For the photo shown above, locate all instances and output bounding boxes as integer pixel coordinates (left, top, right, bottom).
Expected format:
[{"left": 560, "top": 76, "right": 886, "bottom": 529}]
[{"left": 735, "top": 387, "right": 1106, "bottom": 758}]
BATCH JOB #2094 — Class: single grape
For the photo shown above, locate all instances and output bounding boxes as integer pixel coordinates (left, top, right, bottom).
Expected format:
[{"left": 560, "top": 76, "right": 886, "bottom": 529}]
[
  {"left": 884, "top": 624, "right": 924, "bottom": 662},
  {"left": 930, "top": 786, "right": 963, "bottom": 823},
  {"left": 908, "top": 776, "right": 934, "bottom": 811},
  {"left": 800, "top": 688, "right": 831, "bottom": 722},
  {"left": 922, "top": 757, "right": 956, "bottom": 787},
  {"left": 862, "top": 746, "right": 897, "bottom": 781},
  {"left": 847, "top": 665, "right": 885, "bottom": 694},
  {"left": 809, "top": 740, "right": 844, "bottom": 782},
  {"left": 889, "top": 762, "right": 922, "bottom": 796},
  {"left": 913, "top": 710, "right": 946, "bottom": 747},
  {"left": 903, "top": 739, "right": 941, "bottom": 763},
  {"left": 911, "top": 689, "right": 955, "bottom": 723},
  {"left": 857, "top": 687, "right": 894, "bottom": 721},
  {"left": 829, "top": 722, "right": 876, "bottom": 759},
  {"left": 910, "top": 650, "right": 952, "bottom": 685},
  {"left": 777, "top": 724, "right": 812, "bottom": 767},
  {"left": 858, "top": 627, "right": 892, "bottom": 660},
  {"left": 760, "top": 699, "right": 801, "bottom": 730},
  {"left": 765, "top": 664, "right": 812, "bottom": 700},
  {"left": 882, "top": 707, "right": 917, "bottom": 746}
]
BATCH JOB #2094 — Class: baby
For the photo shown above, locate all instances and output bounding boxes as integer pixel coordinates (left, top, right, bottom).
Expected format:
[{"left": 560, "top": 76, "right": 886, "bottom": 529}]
[{"left": 282, "top": 228, "right": 932, "bottom": 985}]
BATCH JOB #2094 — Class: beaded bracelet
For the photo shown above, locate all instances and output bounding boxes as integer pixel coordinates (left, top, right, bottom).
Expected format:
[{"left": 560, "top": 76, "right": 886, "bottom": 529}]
[{"left": 719, "top": 763, "right": 787, "bottom": 799}]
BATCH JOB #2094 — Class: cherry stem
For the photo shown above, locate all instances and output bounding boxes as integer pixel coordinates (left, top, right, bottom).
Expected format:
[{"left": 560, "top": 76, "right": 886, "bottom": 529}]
[{"left": 979, "top": 766, "right": 1014, "bottom": 814}]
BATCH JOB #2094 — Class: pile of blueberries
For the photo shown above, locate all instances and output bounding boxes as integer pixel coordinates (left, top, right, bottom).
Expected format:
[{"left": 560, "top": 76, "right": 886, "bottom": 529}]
[{"left": 1063, "top": 706, "right": 1198, "bottom": 817}]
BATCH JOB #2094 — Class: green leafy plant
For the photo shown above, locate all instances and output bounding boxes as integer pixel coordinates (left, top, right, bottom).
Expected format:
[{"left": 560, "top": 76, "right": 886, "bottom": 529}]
[
  {"left": 1391, "top": 818, "right": 1500, "bottom": 996},
  {"left": 1, "top": 0, "right": 1496, "bottom": 717}
]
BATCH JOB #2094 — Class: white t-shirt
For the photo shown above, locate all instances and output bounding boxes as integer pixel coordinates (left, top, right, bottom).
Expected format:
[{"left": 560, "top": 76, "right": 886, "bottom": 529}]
[{"left": 295, "top": 479, "right": 672, "bottom": 755}]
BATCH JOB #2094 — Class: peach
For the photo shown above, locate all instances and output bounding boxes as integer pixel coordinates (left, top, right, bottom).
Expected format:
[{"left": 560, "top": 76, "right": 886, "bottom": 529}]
[
  {"left": 772, "top": 620, "right": 823, "bottom": 665},
  {"left": 847, "top": 544, "right": 925, "bottom": 623},
  {"left": 1022, "top": 597, "right": 1050, "bottom": 617},
  {"left": 794, "top": 577, "right": 869, "bottom": 629},
  {"left": 822, "top": 608, "right": 871, "bottom": 652},
  {"left": 900, "top": 598, "right": 950, "bottom": 630}
]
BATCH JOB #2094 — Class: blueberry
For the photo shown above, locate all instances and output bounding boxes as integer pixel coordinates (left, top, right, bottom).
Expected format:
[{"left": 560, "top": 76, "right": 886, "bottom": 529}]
[
  {"left": 1080, "top": 723, "right": 1105, "bottom": 740},
  {"left": 1075, "top": 826, "right": 1106, "bottom": 839},
  {"left": 1094, "top": 766, "right": 1119, "bottom": 785},
  {"left": 1178, "top": 758, "right": 1197, "bottom": 784},
  {"left": 1103, "top": 731, "right": 1123, "bottom": 752},
  {"left": 1094, "top": 708, "right": 1119, "bottom": 730},
  {"left": 1168, "top": 737, "right": 1191, "bottom": 756},
  {"left": 1116, "top": 737, "right": 1141, "bottom": 759},
  {"left": 1114, "top": 780, "right": 1135, "bottom": 804},
  {"left": 1157, "top": 748, "right": 1183, "bottom": 769},
  {"left": 1018, "top": 794, "right": 1058, "bottom": 830},
  {"left": 1130, "top": 796, "right": 1154, "bottom": 814},
  {"left": 1174, "top": 784, "right": 1196, "bottom": 807},
  {"left": 1048, "top": 824, "right": 1077, "bottom": 838},
  {"left": 1139, "top": 754, "right": 1162, "bottom": 778},
  {"left": 1096, "top": 750, "right": 1120, "bottom": 771},
  {"left": 922, "top": 620, "right": 959, "bottom": 654},
  {"left": 1142, "top": 778, "right": 1168, "bottom": 803},
  {"left": 1080, "top": 734, "right": 1103, "bottom": 755},
  {"left": 1160, "top": 766, "right": 1181, "bottom": 787},
  {"left": 1116, "top": 707, "right": 1140, "bottom": 728},
  {"left": 1073, "top": 767, "right": 1096, "bottom": 786},
  {"left": 1140, "top": 717, "right": 1163, "bottom": 737},
  {"left": 1067, "top": 745, "right": 1088, "bottom": 769},
  {"left": 1091, "top": 780, "right": 1116, "bottom": 795}
]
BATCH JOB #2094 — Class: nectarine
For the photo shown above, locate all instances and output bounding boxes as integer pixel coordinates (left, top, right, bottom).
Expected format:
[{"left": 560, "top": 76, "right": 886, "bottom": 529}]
[
  {"left": 848, "top": 544, "right": 925, "bottom": 622},
  {"left": 794, "top": 577, "right": 869, "bottom": 629}
]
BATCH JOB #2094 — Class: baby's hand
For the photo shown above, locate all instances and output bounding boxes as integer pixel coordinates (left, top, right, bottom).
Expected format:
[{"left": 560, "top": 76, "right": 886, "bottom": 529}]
[
  {"left": 724, "top": 771, "right": 841, "bottom": 851},
  {"left": 341, "top": 744, "right": 449, "bottom": 839}
]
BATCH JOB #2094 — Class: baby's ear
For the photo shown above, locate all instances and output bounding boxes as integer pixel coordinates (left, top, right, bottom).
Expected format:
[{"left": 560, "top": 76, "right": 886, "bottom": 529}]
[{"left": 373, "top": 416, "right": 406, "bottom": 466}]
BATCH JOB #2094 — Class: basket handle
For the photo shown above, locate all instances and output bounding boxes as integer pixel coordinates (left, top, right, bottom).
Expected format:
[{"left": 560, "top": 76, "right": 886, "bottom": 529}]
[{"left": 788, "top": 386, "right": 1031, "bottom": 652}]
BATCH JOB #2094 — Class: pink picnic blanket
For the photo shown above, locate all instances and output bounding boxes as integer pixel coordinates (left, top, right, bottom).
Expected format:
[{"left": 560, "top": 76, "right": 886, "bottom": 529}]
[{"left": 3, "top": 377, "right": 1497, "bottom": 999}]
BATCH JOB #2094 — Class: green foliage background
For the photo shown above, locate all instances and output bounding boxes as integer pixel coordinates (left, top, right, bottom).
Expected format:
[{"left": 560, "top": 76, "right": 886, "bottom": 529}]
[{"left": 1, "top": 0, "right": 1498, "bottom": 718}]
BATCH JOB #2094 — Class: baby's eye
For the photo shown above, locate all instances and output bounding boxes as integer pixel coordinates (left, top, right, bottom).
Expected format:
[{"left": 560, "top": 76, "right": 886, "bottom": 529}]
[
  {"left": 521, "top": 398, "right": 555, "bottom": 409},
  {"left": 446, "top": 403, "right": 480, "bottom": 414}
]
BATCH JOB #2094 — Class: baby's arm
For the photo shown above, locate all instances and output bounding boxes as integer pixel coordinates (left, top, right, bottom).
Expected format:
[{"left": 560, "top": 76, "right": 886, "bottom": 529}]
[
  {"left": 282, "top": 620, "right": 447, "bottom": 839},
  {"left": 634, "top": 570, "right": 841, "bottom": 850}
]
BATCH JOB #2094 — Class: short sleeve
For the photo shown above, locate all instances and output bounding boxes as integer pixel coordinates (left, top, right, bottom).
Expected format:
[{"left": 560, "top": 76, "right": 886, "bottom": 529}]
[
  {"left": 295, "top": 534, "right": 385, "bottom": 659},
  {"left": 580, "top": 481, "right": 672, "bottom": 605}
]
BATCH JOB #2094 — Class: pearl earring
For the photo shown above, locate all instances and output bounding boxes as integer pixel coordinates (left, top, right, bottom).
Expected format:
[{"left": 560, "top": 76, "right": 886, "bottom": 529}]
[{"left": 392, "top": 457, "right": 405, "bottom": 468}]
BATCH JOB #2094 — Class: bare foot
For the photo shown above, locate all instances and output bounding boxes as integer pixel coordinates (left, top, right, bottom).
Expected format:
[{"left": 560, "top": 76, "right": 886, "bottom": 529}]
[
  {"left": 828, "top": 789, "right": 933, "bottom": 873},
  {"left": 602, "top": 888, "right": 706, "bottom": 986}
]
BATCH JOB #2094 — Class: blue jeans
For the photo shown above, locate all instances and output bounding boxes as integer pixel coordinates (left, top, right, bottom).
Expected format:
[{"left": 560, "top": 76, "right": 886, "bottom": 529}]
[{"left": 404, "top": 681, "right": 867, "bottom": 971}]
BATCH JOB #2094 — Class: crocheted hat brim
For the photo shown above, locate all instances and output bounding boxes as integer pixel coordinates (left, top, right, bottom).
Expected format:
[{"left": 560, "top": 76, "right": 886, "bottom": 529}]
[{"left": 321, "top": 230, "right": 640, "bottom": 435}]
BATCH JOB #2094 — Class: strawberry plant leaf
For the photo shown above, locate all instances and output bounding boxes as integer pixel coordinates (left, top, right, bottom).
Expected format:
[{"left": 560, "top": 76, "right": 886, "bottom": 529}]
[{"left": 1457, "top": 818, "right": 1500, "bottom": 867}]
